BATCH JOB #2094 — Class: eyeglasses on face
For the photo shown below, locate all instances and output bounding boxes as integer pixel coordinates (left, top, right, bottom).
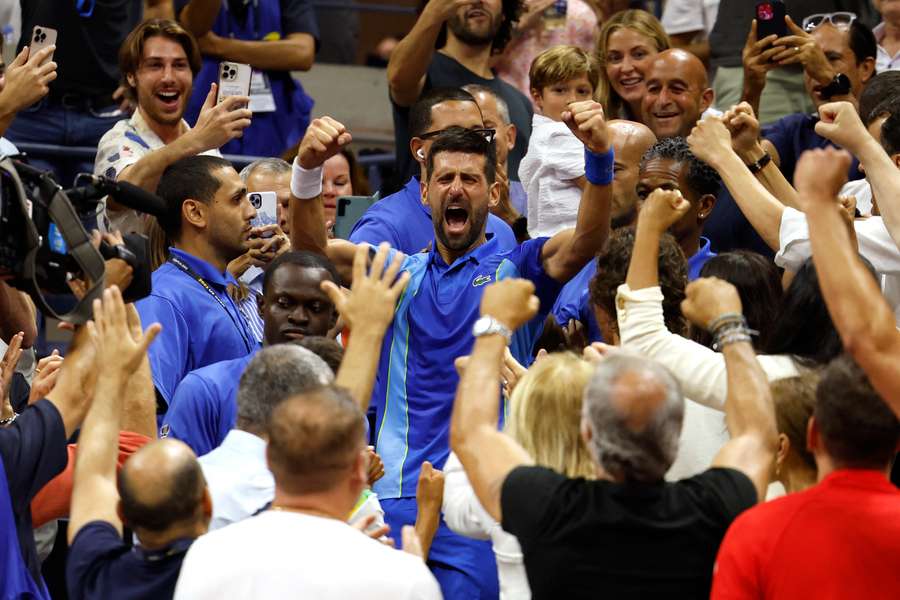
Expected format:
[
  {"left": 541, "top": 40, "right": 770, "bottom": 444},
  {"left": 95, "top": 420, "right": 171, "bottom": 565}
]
[
  {"left": 802, "top": 12, "right": 857, "bottom": 33},
  {"left": 418, "top": 127, "right": 496, "bottom": 144}
]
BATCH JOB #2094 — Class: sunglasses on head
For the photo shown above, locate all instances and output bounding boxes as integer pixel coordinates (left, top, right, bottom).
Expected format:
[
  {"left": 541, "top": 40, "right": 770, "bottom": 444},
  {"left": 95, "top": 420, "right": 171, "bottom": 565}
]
[
  {"left": 418, "top": 127, "right": 496, "bottom": 144},
  {"left": 802, "top": 12, "right": 857, "bottom": 33}
]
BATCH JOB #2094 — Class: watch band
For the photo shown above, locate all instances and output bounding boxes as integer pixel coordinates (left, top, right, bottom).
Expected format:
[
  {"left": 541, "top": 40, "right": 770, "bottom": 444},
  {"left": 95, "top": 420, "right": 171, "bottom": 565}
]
[
  {"left": 472, "top": 316, "right": 512, "bottom": 343},
  {"left": 746, "top": 152, "right": 772, "bottom": 174},
  {"left": 820, "top": 73, "right": 851, "bottom": 100}
]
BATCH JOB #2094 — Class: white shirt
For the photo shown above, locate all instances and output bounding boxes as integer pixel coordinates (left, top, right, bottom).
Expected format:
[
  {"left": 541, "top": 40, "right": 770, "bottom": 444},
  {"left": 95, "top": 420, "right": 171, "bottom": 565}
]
[
  {"left": 874, "top": 23, "right": 900, "bottom": 73},
  {"left": 174, "top": 510, "right": 442, "bottom": 600},
  {"left": 519, "top": 114, "right": 585, "bottom": 238},
  {"left": 442, "top": 453, "right": 530, "bottom": 600},
  {"left": 840, "top": 178, "right": 874, "bottom": 216},
  {"left": 661, "top": 0, "right": 720, "bottom": 37},
  {"left": 0, "top": 137, "right": 18, "bottom": 157},
  {"left": 776, "top": 206, "right": 900, "bottom": 323},
  {"left": 93, "top": 109, "right": 221, "bottom": 233}
]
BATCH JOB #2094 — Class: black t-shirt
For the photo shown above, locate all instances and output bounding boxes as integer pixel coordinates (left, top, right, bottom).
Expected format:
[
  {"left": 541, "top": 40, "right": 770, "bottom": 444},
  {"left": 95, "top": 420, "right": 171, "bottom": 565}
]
[
  {"left": 391, "top": 52, "right": 533, "bottom": 186},
  {"left": 708, "top": 0, "right": 879, "bottom": 69},
  {"left": 501, "top": 465, "right": 757, "bottom": 599},
  {"left": 66, "top": 521, "right": 193, "bottom": 600},
  {"left": 18, "top": 0, "right": 143, "bottom": 97},
  {"left": 0, "top": 399, "right": 68, "bottom": 586}
]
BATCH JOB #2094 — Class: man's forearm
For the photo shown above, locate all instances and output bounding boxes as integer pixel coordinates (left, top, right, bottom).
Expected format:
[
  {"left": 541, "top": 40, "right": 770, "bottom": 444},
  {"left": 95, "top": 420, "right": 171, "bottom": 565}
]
[
  {"left": 290, "top": 193, "right": 328, "bottom": 255},
  {"left": 721, "top": 340, "right": 776, "bottom": 440},
  {"left": 176, "top": 0, "right": 221, "bottom": 36},
  {"left": 711, "top": 151, "right": 784, "bottom": 249},
  {"left": 855, "top": 137, "right": 900, "bottom": 247},
  {"left": 739, "top": 144, "right": 801, "bottom": 208},
  {"left": 625, "top": 220, "right": 662, "bottom": 291},
  {"left": 544, "top": 182, "right": 611, "bottom": 281},
  {"left": 73, "top": 374, "right": 127, "bottom": 483},
  {"left": 211, "top": 35, "right": 315, "bottom": 72},
  {"left": 335, "top": 328, "right": 386, "bottom": 413},
  {"left": 386, "top": 15, "right": 442, "bottom": 107},
  {"left": 740, "top": 77, "right": 765, "bottom": 120},
  {"left": 118, "top": 134, "right": 203, "bottom": 194}
]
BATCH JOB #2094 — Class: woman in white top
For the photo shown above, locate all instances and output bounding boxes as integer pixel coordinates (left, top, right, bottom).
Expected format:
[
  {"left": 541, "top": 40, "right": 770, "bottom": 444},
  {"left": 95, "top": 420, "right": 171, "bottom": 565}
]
[{"left": 443, "top": 353, "right": 596, "bottom": 600}]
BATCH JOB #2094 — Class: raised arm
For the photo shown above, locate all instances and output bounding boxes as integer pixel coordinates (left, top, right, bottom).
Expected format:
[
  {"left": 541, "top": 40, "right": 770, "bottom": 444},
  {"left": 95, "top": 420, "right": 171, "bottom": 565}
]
[
  {"left": 625, "top": 188, "right": 691, "bottom": 291},
  {"left": 794, "top": 147, "right": 900, "bottom": 417},
  {"left": 681, "top": 278, "right": 778, "bottom": 503},
  {"left": 324, "top": 243, "right": 409, "bottom": 411},
  {"left": 116, "top": 88, "right": 250, "bottom": 194},
  {"left": 815, "top": 101, "right": 900, "bottom": 248},
  {"left": 290, "top": 116, "right": 360, "bottom": 283},
  {"left": 197, "top": 32, "right": 315, "bottom": 72},
  {"left": 449, "top": 279, "right": 536, "bottom": 522},
  {"left": 386, "top": 0, "right": 468, "bottom": 107},
  {"left": 687, "top": 117, "right": 784, "bottom": 250},
  {"left": 68, "top": 288, "right": 160, "bottom": 542},
  {"left": 541, "top": 100, "right": 613, "bottom": 282},
  {"left": 176, "top": 0, "right": 223, "bottom": 38}
]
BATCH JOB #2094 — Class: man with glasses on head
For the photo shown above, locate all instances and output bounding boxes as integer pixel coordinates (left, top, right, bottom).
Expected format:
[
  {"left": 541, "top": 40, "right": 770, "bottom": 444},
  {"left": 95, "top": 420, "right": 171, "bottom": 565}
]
[
  {"left": 704, "top": 10, "right": 878, "bottom": 255},
  {"left": 349, "top": 87, "right": 516, "bottom": 253}
]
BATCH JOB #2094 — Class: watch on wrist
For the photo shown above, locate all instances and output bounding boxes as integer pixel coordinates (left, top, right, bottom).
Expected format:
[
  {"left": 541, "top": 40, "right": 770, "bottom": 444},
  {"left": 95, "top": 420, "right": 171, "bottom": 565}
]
[
  {"left": 472, "top": 316, "right": 512, "bottom": 343},
  {"left": 746, "top": 152, "right": 772, "bottom": 174},
  {"left": 820, "top": 73, "right": 851, "bottom": 100}
]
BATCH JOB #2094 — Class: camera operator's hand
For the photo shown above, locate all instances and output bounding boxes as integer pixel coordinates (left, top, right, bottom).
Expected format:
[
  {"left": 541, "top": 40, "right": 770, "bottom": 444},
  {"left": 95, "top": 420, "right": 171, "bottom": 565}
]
[
  {"left": 297, "top": 116, "right": 353, "bottom": 170},
  {"left": 68, "top": 232, "right": 134, "bottom": 299},
  {"left": 187, "top": 83, "right": 253, "bottom": 153},
  {"left": 0, "top": 46, "right": 57, "bottom": 123}
]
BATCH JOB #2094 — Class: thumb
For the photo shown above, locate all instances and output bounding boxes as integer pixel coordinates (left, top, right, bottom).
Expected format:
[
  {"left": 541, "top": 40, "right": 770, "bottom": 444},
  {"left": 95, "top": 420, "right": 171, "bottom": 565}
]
[
  {"left": 320, "top": 280, "right": 345, "bottom": 310},
  {"left": 11, "top": 46, "right": 28, "bottom": 68},
  {"left": 421, "top": 461, "right": 433, "bottom": 477},
  {"left": 137, "top": 323, "right": 162, "bottom": 354}
]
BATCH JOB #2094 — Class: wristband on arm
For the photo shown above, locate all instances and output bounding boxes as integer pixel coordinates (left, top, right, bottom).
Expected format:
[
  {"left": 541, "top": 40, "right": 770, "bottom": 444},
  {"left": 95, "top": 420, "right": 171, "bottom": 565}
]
[
  {"left": 584, "top": 148, "right": 615, "bottom": 186},
  {"left": 291, "top": 158, "right": 323, "bottom": 199}
]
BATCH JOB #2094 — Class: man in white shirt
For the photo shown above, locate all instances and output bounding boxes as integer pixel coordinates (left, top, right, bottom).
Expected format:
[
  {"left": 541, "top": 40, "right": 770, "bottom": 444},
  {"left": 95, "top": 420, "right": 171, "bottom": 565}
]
[
  {"left": 174, "top": 385, "right": 441, "bottom": 600},
  {"left": 661, "top": 0, "right": 720, "bottom": 64},
  {"left": 873, "top": 0, "right": 900, "bottom": 72},
  {"left": 94, "top": 19, "right": 251, "bottom": 232}
]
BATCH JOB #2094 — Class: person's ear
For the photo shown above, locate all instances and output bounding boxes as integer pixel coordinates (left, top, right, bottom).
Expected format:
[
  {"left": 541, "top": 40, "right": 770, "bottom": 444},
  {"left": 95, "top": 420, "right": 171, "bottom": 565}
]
[
  {"left": 505, "top": 123, "right": 517, "bottom": 152},
  {"left": 410, "top": 138, "right": 426, "bottom": 165},
  {"left": 892, "top": 152, "right": 900, "bottom": 169},
  {"left": 697, "top": 193, "right": 717, "bottom": 222},
  {"left": 859, "top": 57, "right": 876, "bottom": 85},
  {"left": 700, "top": 88, "right": 715, "bottom": 113},
  {"left": 775, "top": 433, "right": 790, "bottom": 474},
  {"left": 806, "top": 415, "right": 819, "bottom": 454},
  {"left": 182, "top": 199, "right": 208, "bottom": 230},
  {"left": 201, "top": 486, "right": 213, "bottom": 519},
  {"left": 420, "top": 178, "right": 428, "bottom": 206},
  {"left": 488, "top": 180, "right": 500, "bottom": 209},
  {"left": 530, "top": 88, "right": 544, "bottom": 113}
]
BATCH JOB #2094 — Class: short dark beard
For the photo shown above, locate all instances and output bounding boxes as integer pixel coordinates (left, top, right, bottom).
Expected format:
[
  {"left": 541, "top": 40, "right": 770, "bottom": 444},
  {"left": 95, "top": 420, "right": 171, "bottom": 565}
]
[
  {"left": 432, "top": 203, "right": 489, "bottom": 257},
  {"left": 447, "top": 12, "right": 499, "bottom": 47}
]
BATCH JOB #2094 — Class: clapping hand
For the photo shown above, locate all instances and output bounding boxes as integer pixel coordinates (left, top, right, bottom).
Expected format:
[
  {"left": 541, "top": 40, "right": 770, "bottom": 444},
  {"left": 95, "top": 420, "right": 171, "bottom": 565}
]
[
  {"left": 28, "top": 350, "right": 64, "bottom": 405},
  {"left": 88, "top": 286, "right": 161, "bottom": 378},
  {"left": 480, "top": 279, "right": 540, "bottom": 332},
  {"left": 562, "top": 100, "right": 610, "bottom": 154},
  {"left": 0, "top": 332, "right": 23, "bottom": 421},
  {"left": 298, "top": 116, "right": 353, "bottom": 170},
  {"left": 794, "top": 147, "right": 852, "bottom": 211},
  {"left": 681, "top": 277, "right": 743, "bottom": 331},
  {"left": 322, "top": 243, "right": 409, "bottom": 336},
  {"left": 638, "top": 188, "right": 691, "bottom": 235}
]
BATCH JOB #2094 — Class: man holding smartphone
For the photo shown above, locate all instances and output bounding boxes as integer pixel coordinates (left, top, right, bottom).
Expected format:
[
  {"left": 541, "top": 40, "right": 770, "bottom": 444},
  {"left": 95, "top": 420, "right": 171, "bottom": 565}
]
[{"left": 95, "top": 18, "right": 253, "bottom": 234}]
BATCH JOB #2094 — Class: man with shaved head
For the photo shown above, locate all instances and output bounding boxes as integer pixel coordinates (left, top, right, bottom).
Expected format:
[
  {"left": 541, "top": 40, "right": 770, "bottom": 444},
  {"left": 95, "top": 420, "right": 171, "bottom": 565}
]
[
  {"left": 642, "top": 49, "right": 716, "bottom": 139},
  {"left": 451, "top": 275, "right": 778, "bottom": 598},
  {"left": 551, "top": 119, "right": 658, "bottom": 343},
  {"left": 66, "top": 287, "right": 211, "bottom": 600},
  {"left": 174, "top": 386, "right": 441, "bottom": 599}
]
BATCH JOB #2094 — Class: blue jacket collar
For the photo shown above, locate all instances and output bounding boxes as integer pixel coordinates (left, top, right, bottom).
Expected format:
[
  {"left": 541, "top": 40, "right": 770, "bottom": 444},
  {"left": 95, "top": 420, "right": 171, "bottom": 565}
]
[{"left": 168, "top": 247, "right": 236, "bottom": 288}]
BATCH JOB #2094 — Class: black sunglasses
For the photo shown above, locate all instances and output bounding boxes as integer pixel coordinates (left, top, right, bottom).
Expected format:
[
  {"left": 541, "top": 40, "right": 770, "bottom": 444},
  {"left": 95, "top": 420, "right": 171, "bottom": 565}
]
[{"left": 419, "top": 127, "right": 496, "bottom": 144}]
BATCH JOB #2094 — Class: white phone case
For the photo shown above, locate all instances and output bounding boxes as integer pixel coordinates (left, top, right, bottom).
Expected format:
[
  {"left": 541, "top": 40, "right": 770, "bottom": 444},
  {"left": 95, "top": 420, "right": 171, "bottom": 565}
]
[
  {"left": 249, "top": 191, "right": 278, "bottom": 231},
  {"left": 30, "top": 26, "right": 57, "bottom": 65},
  {"left": 216, "top": 62, "right": 252, "bottom": 104}
]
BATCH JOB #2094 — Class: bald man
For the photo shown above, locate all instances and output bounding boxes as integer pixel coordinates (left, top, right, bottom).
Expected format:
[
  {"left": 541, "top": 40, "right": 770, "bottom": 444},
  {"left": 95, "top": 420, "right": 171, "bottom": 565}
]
[
  {"left": 551, "top": 120, "right": 657, "bottom": 343},
  {"left": 642, "top": 49, "right": 716, "bottom": 139}
]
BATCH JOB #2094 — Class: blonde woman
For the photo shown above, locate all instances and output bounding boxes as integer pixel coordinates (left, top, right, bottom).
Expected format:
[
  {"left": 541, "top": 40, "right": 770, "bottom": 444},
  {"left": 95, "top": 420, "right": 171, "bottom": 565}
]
[
  {"left": 596, "top": 9, "right": 670, "bottom": 120},
  {"left": 443, "top": 352, "right": 595, "bottom": 600}
]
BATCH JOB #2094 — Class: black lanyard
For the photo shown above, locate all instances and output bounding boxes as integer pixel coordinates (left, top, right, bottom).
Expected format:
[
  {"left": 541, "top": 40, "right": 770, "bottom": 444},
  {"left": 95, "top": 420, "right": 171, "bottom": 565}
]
[{"left": 168, "top": 255, "right": 254, "bottom": 352}]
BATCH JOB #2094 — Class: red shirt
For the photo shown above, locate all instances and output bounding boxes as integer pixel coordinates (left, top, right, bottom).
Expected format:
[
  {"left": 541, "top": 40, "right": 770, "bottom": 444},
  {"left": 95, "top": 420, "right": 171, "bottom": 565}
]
[{"left": 711, "top": 469, "right": 900, "bottom": 599}]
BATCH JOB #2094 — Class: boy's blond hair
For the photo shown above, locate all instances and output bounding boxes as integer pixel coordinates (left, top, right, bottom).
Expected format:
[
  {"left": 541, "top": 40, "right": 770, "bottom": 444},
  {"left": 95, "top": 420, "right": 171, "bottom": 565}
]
[{"left": 529, "top": 45, "right": 600, "bottom": 95}]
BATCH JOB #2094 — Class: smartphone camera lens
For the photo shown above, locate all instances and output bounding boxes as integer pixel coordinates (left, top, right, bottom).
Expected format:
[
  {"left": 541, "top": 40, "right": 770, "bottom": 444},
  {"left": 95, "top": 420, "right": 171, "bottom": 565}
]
[
  {"left": 757, "top": 4, "right": 773, "bottom": 19},
  {"left": 34, "top": 28, "right": 46, "bottom": 43},
  {"left": 223, "top": 65, "right": 237, "bottom": 81},
  {"left": 248, "top": 193, "right": 262, "bottom": 209}
]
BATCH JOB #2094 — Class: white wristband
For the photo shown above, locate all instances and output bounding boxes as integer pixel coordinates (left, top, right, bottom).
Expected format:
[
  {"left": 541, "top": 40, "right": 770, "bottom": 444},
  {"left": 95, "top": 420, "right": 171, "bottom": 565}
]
[{"left": 291, "top": 158, "right": 323, "bottom": 199}]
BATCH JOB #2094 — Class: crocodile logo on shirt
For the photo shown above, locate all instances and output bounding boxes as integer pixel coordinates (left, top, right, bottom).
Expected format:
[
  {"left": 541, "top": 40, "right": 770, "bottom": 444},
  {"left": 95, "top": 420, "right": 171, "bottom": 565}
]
[{"left": 473, "top": 274, "right": 492, "bottom": 287}]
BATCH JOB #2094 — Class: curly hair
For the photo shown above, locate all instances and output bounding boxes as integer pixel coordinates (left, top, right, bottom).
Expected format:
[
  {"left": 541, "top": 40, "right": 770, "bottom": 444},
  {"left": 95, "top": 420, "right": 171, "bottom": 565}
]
[
  {"left": 640, "top": 137, "right": 720, "bottom": 198},
  {"left": 589, "top": 227, "right": 688, "bottom": 339},
  {"left": 422, "top": 0, "right": 522, "bottom": 55}
]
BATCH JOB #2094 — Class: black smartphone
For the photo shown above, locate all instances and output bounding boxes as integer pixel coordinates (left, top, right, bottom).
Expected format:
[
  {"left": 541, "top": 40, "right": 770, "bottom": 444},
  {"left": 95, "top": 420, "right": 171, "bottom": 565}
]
[{"left": 756, "top": 0, "right": 789, "bottom": 40}]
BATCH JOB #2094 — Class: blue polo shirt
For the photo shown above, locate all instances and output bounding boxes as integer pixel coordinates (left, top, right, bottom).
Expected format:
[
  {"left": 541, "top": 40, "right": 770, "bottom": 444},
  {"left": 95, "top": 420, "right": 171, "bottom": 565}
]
[
  {"left": 349, "top": 176, "right": 517, "bottom": 254},
  {"left": 372, "top": 235, "right": 561, "bottom": 500},
  {"left": 136, "top": 248, "right": 257, "bottom": 410},
  {"left": 160, "top": 351, "right": 258, "bottom": 457},
  {"left": 551, "top": 238, "right": 716, "bottom": 344}
]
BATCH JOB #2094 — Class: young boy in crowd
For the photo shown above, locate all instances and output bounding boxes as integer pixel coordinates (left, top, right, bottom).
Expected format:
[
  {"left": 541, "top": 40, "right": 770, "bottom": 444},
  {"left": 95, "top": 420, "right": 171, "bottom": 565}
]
[{"left": 519, "top": 45, "right": 600, "bottom": 238}]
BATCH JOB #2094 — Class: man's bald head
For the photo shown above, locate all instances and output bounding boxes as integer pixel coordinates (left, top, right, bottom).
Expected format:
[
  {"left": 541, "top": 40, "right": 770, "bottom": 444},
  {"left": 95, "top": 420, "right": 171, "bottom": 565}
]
[
  {"left": 641, "top": 49, "right": 714, "bottom": 139},
  {"left": 608, "top": 120, "right": 657, "bottom": 228},
  {"left": 582, "top": 354, "right": 684, "bottom": 482},
  {"left": 118, "top": 439, "right": 207, "bottom": 533}
]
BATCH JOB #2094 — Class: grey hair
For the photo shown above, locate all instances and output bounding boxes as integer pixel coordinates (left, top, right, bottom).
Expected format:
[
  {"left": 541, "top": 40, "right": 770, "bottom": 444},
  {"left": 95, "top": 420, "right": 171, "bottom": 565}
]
[
  {"left": 582, "top": 354, "right": 684, "bottom": 483},
  {"left": 239, "top": 157, "right": 291, "bottom": 183},
  {"left": 236, "top": 344, "right": 334, "bottom": 429},
  {"left": 462, "top": 84, "right": 511, "bottom": 125}
]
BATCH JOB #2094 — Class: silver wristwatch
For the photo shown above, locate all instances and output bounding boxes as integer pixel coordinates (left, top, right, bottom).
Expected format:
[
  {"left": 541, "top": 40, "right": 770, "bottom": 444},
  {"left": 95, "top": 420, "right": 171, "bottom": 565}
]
[{"left": 472, "top": 316, "right": 512, "bottom": 343}]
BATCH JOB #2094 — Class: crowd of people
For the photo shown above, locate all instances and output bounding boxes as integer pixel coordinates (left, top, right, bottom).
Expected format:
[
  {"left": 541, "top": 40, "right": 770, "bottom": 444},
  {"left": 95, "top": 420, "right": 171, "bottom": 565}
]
[{"left": 2, "top": 0, "right": 900, "bottom": 599}]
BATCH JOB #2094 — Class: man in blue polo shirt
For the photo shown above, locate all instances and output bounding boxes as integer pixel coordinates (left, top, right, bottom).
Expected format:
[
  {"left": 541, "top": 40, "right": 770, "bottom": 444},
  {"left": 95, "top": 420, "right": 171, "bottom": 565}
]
[
  {"left": 349, "top": 87, "right": 516, "bottom": 254},
  {"left": 136, "top": 155, "right": 258, "bottom": 413},
  {"left": 553, "top": 136, "right": 717, "bottom": 344},
  {"left": 291, "top": 105, "right": 613, "bottom": 598},
  {"left": 160, "top": 251, "right": 340, "bottom": 456}
]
